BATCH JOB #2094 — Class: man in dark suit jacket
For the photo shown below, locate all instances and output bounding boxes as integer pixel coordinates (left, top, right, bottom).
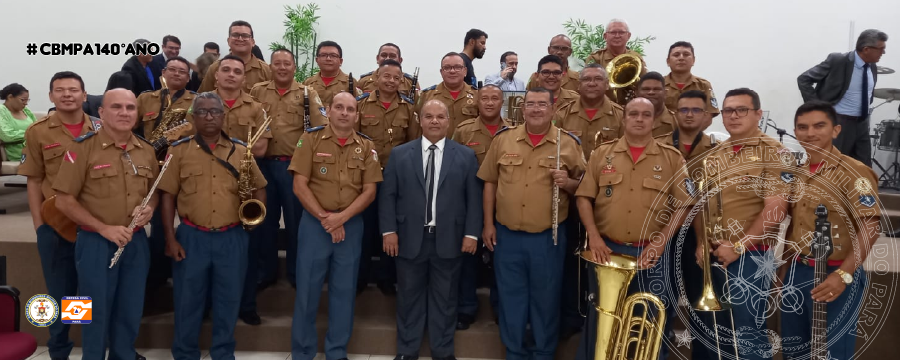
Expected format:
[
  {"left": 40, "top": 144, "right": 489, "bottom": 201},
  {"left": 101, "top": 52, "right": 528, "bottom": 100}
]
[
  {"left": 380, "top": 99, "right": 483, "bottom": 360},
  {"left": 798, "top": 29, "right": 888, "bottom": 166},
  {"left": 151, "top": 35, "right": 182, "bottom": 71},
  {"left": 122, "top": 39, "right": 163, "bottom": 97}
]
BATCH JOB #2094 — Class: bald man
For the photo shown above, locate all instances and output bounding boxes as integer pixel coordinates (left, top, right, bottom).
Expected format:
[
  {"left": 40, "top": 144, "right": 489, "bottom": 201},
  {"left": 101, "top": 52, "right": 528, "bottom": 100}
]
[
  {"left": 52, "top": 88, "right": 159, "bottom": 360},
  {"left": 527, "top": 35, "right": 581, "bottom": 92}
]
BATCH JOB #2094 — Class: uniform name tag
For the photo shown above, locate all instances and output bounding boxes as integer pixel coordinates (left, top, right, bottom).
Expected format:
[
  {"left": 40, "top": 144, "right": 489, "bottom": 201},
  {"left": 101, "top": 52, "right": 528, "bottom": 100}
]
[
  {"left": 316, "top": 153, "right": 332, "bottom": 157},
  {"left": 92, "top": 164, "right": 111, "bottom": 170},
  {"left": 504, "top": 153, "right": 519, "bottom": 157},
  {"left": 467, "top": 142, "right": 480, "bottom": 146},
  {"left": 43, "top": 143, "right": 61, "bottom": 150},
  {"left": 364, "top": 115, "right": 376, "bottom": 118}
]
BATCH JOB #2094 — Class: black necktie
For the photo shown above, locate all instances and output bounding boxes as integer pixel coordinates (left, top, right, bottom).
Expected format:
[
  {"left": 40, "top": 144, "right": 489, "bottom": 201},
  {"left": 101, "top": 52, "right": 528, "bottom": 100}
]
[
  {"left": 425, "top": 144, "right": 437, "bottom": 224},
  {"left": 861, "top": 63, "right": 870, "bottom": 117}
]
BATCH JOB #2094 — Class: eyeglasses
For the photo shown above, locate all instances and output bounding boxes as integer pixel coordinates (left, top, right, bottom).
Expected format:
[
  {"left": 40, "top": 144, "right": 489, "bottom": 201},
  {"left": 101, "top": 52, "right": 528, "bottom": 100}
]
[
  {"left": 194, "top": 109, "right": 225, "bottom": 117},
  {"left": 229, "top": 33, "right": 252, "bottom": 40},
  {"left": 721, "top": 107, "right": 756, "bottom": 117},
  {"left": 606, "top": 31, "right": 629, "bottom": 37},
  {"left": 165, "top": 68, "right": 189, "bottom": 75},
  {"left": 441, "top": 65, "right": 465, "bottom": 72},
  {"left": 550, "top": 45, "right": 571, "bottom": 52},
  {"left": 866, "top": 45, "right": 887, "bottom": 53},
  {"left": 580, "top": 76, "right": 608, "bottom": 84},
  {"left": 524, "top": 102, "right": 551, "bottom": 109},
  {"left": 18, "top": 97, "right": 29, "bottom": 104},
  {"left": 678, "top": 107, "right": 707, "bottom": 116},
  {"left": 540, "top": 70, "right": 564, "bottom": 77},
  {"left": 317, "top": 53, "right": 341, "bottom": 60}
]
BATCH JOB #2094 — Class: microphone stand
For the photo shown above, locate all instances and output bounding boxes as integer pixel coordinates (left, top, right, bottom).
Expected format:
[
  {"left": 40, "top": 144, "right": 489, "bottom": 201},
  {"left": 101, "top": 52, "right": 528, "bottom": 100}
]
[{"left": 767, "top": 119, "right": 796, "bottom": 143}]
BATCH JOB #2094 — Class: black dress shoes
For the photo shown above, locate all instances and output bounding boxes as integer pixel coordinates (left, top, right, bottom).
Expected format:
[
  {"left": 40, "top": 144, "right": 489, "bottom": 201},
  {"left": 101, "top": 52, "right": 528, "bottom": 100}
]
[
  {"left": 456, "top": 313, "right": 475, "bottom": 330},
  {"left": 377, "top": 282, "right": 397, "bottom": 296},
  {"left": 432, "top": 356, "right": 457, "bottom": 360},
  {"left": 393, "top": 355, "right": 418, "bottom": 360},
  {"left": 239, "top": 310, "right": 262, "bottom": 325},
  {"left": 136, "top": 353, "right": 146, "bottom": 360}
]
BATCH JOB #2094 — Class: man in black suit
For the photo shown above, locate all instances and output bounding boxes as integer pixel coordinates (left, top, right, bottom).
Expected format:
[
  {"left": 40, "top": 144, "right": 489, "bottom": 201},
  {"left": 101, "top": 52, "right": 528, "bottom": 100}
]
[
  {"left": 121, "top": 38, "right": 163, "bottom": 97},
  {"left": 380, "top": 99, "right": 484, "bottom": 360},
  {"left": 798, "top": 29, "right": 888, "bottom": 166},
  {"left": 151, "top": 35, "right": 182, "bottom": 71}
]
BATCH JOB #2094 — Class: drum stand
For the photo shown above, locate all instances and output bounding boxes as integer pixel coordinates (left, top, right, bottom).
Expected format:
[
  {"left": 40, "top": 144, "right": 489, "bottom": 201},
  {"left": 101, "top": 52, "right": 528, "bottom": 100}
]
[{"left": 874, "top": 118, "right": 900, "bottom": 190}]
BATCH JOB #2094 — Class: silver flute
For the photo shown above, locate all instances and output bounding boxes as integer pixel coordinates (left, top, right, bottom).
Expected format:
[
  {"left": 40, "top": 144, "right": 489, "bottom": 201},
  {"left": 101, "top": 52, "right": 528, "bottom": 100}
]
[{"left": 552, "top": 127, "right": 561, "bottom": 246}]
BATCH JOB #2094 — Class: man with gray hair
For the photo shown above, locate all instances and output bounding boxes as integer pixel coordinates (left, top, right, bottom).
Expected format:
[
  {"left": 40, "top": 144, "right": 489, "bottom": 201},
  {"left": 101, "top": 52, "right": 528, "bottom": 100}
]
[
  {"left": 584, "top": 19, "right": 648, "bottom": 106},
  {"left": 798, "top": 29, "right": 888, "bottom": 166}
]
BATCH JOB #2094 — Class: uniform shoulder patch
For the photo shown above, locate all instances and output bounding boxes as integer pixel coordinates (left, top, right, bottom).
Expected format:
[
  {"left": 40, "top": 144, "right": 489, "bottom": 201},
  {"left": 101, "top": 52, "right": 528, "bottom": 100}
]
[
  {"left": 399, "top": 94, "right": 414, "bottom": 104},
  {"left": 306, "top": 125, "right": 326, "bottom": 133},
  {"left": 230, "top": 137, "right": 248, "bottom": 147},
  {"left": 423, "top": 85, "right": 437, "bottom": 92},
  {"left": 74, "top": 131, "right": 97, "bottom": 143},
  {"left": 562, "top": 130, "right": 581, "bottom": 145},
  {"left": 404, "top": 73, "right": 415, "bottom": 80},
  {"left": 356, "top": 93, "right": 370, "bottom": 101},
  {"left": 356, "top": 131, "right": 373, "bottom": 141},
  {"left": 359, "top": 71, "right": 374, "bottom": 78},
  {"left": 170, "top": 135, "right": 194, "bottom": 146}
]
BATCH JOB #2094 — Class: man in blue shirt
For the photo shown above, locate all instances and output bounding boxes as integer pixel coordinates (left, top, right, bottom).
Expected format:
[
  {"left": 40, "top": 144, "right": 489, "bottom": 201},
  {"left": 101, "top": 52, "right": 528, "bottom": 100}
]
[
  {"left": 460, "top": 29, "right": 487, "bottom": 89},
  {"left": 484, "top": 51, "right": 526, "bottom": 92}
]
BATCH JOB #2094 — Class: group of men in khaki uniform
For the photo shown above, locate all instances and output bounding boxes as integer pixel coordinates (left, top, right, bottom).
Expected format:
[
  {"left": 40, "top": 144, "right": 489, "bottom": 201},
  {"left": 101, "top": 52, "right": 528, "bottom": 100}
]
[{"left": 17, "top": 16, "right": 882, "bottom": 360}]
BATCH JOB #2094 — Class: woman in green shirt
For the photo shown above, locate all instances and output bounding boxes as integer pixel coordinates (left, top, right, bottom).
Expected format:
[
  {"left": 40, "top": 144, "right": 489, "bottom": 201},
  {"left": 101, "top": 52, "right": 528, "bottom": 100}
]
[{"left": 0, "top": 83, "right": 36, "bottom": 161}]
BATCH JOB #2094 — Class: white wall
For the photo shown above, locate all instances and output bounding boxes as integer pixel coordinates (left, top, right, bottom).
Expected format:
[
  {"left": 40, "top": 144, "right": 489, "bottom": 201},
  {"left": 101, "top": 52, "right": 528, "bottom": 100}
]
[{"left": 3, "top": 0, "right": 899, "bottom": 162}]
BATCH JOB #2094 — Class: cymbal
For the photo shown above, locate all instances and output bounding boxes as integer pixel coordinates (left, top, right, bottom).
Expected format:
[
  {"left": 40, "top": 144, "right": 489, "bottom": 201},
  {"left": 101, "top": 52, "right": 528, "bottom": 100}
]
[
  {"left": 877, "top": 66, "right": 895, "bottom": 75},
  {"left": 874, "top": 88, "right": 900, "bottom": 101}
]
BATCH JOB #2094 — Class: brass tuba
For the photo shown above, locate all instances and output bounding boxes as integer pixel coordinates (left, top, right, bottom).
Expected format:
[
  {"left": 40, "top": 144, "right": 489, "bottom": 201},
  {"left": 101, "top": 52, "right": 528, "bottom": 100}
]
[
  {"left": 237, "top": 112, "right": 274, "bottom": 229},
  {"left": 503, "top": 91, "right": 526, "bottom": 126},
  {"left": 581, "top": 251, "right": 666, "bottom": 360},
  {"left": 606, "top": 53, "right": 643, "bottom": 104}
]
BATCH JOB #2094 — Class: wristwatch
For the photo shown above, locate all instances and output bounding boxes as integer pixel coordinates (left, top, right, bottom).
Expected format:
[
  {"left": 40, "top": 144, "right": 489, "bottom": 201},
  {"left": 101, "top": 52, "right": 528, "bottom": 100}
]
[
  {"left": 733, "top": 241, "right": 745, "bottom": 255},
  {"left": 834, "top": 269, "right": 853, "bottom": 285}
]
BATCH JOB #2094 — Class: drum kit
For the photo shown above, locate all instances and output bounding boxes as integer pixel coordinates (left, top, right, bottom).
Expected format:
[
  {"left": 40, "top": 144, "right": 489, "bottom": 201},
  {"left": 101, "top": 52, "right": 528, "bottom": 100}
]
[{"left": 870, "top": 66, "right": 900, "bottom": 189}]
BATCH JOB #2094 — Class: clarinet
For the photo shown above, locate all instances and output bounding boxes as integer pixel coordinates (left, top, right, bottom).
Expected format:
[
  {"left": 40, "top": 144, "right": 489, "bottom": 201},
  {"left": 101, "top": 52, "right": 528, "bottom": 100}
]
[
  {"left": 348, "top": 72, "right": 355, "bottom": 95},
  {"left": 409, "top": 67, "right": 420, "bottom": 103},
  {"left": 303, "top": 86, "right": 311, "bottom": 129}
]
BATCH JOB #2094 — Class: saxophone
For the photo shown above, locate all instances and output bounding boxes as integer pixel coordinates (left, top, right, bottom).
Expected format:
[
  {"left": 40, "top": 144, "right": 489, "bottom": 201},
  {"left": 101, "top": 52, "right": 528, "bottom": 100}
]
[
  {"left": 147, "top": 76, "right": 188, "bottom": 157},
  {"left": 237, "top": 111, "right": 275, "bottom": 230}
]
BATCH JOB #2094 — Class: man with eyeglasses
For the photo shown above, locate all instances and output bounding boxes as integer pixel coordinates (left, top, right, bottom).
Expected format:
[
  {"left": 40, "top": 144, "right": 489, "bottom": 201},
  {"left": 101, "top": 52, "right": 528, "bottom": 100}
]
[
  {"left": 461, "top": 29, "right": 488, "bottom": 88},
  {"left": 798, "top": 29, "right": 889, "bottom": 167},
  {"left": 694, "top": 88, "right": 790, "bottom": 360},
  {"left": 585, "top": 19, "right": 647, "bottom": 106},
  {"left": 478, "top": 87, "right": 586, "bottom": 360},
  {"left": 514, "top": 55, "right": 579, "bottom": 125},
  {"left": 358, "top": 43, "right": 420, "bottom": 96},
  {"left": 555, "top": 63, "right": 624, "bottom": 158},
  {"left": 213, "top": 55, "right": 270, "bottom": 159},
  {"left": 527, "top": 35, "right": 581, "bottom": 92},
  {"left": 484, "top": 51, "right": 526, "bottom": 92},
  {"left": 663, "top": 41, "right": 719, "bottom": 118},
  {"left": 417, "top": 52, "right": 479, "bottom": 138},
  {"left": 303, "top": 41, "right": 362, "bottom": 107},
  {"left": 451, "top": 84, "right": 510, "bottom": 330},
  {"left": 199, "top": 20, "right": 272, "bottom": 94},
  {"left": 135, "top": 56, "right": 196, "bottom": 294},
  {"left": 355, "top": 59, "right": 419, "bottom": 296},
  {"left": 635, "top": 72, "right": 677, "bottom": 137},
  {"left": 158, "top": 92, "right": 267, "bottom": 360}
]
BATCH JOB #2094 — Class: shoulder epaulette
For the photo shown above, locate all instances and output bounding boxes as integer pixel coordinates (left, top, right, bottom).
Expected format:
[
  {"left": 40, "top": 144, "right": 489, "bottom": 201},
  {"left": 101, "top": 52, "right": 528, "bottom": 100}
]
[
  {"left": 423, "top": 85, "right": 437, "bottom": 92},
  {"left": 494, "top": 126, "right": 513, "bottom": 137},
  {"left": 251, "top": 81, "right": 271, "bottom": 90},
  {"left": 658, "top": 142, "right": 680, "bottom": 153},
  {"left": 230, "top": 137, "right": 248, "bottom": 147},
  {"left": 188, "top": 90, "right": 198, "bottom": 95},
  {"left": 562, "top": 130, "right": 581, "bottom": 146},
  {"left": 359, "top": 71, "right": 374, "bottom": 78},
  {"left": 456, "top": 118, "right": 476, "bottom": 128},
  {"left": 356, "top": 131, "right": 373, "bottom": 141},
  {"left": 170, "top": 135, "right": 193, "bottom": 146},
  {"left": 399, "top": 94, "right": 414, "bottom": 104},
  {"left": 134, "top": 134, "right": 152, "bottom": 145},
  {"left": 306, "top": 125, "right": 326, "bottom": 133},
  {"left": 140, "top": 89, "right": 154, "bottom": 94},
  {"left": 404, "top": 73, "right": 415, "bottom": 80},
  {"left": 653, "top": 132, "right": 671, "bottom": 139},
  {"left": 356, "top": 93, "right": 370, "bottom": 101},
  {"left": 74, "top": 131, "right": 97, "bottom": 143},
  {"left": 595, "top": 138, "right": 618, "bottom": 149}
]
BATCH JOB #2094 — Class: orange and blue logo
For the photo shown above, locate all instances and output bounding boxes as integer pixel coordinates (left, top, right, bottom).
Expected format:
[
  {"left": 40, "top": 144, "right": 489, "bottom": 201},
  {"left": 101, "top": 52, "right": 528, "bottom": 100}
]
[{"left": 61, "top": 296, "right": 92, "bottom": 324}]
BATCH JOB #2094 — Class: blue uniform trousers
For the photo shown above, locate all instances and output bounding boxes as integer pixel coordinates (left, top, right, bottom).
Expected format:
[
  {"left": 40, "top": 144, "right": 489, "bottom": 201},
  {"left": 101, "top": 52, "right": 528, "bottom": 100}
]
[
  {"left": 291, "top": 209, "right": 364, "bottom": 360},
  {"left": 781, "top": 264, "right": 866, "bottom": 360},
  {"left": 494, "top": 222, "right": 567, "bottom": 360},
  {"left": 74, "top": 229, "right": 149, "bottom": 360},
  {"left": 35, "top": 224, "right": 78, "bottom": 359},
  {"left": 171, "top": 224, "right": 248, "bottom": 360}
]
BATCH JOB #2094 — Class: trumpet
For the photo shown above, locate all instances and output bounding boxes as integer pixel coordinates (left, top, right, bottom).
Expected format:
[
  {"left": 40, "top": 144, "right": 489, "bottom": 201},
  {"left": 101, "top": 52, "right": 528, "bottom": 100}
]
[{"left": 237, "top": 111, "right": 274, "bottom": 229}]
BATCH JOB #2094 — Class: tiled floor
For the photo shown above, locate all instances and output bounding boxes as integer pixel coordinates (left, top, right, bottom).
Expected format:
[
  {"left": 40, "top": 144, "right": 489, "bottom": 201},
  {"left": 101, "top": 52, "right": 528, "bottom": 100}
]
[{"left": 25, "top": 347, "right": 495, "bottom": 360}]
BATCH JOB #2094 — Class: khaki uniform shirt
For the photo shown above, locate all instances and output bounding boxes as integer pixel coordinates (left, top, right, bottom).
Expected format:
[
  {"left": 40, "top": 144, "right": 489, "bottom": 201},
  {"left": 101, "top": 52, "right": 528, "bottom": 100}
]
[
  {"left": 18, "top": 114, "right": 100, "bottom": 199},
  {"left": 526, "top": 69, "right": 581, "bottom": 92},
  {"left": 358, "top": 69, "right": 420, "bottom": 96},
  {"left": 355, "top": 92, "right": 419, "bottom": 168},
  {"left": 250, "top": 81, "right": 328, "bottom": 157},
  {"left": 451, "top": 117, "right": 512, "bottom": 165},
  {"left": 416, "top": 82, "right": 479, "bottom": 139},
  {"left": 663, "top": 73, "right": 719, "bottom": 116},
  {"left": 287, "top": 125, "right": 383, "bottom": 211},
  {"left": 477, "top": 125, "right": 586, "bottom": 233},
  {"left": 216, "top": 90, "right": 272, "bottom": 143},
  {"left": 653, "top": 109, "right": 678, "bottom": 137},
  {"left": 576, "top": 137, "right": 693, "bottom": 243},
  {"left": 136, "top": 89, "right": 196, "bottom": 140},
  {"left": 787, "top": 146, "right": 881, "bottom": 261},
  {"left": 555, "top": 98, "right": 624, "bottom": 159},
  {"left": 515, "top": 88, "right": 580, "bottom": 126},
  {"left": 158, "top": 135, "right": 267, "bottom": 228},
  {"left": 655, "top": 130, "right": 719, "bottom": 180},
  {"left": 52, "top": 130, "right": 159, "bottom": 226},
  {"left": 302, "top": 71, "right": 361, "bottom": 107},
  {"left": 703, "top": 131, "right": 792, "bottom": 247},
  {"left": 585, "top": 48, "right": 648, "bottom": 106},
  {"left": 198, "top": 55, "right": 272, "bottom": 94}
]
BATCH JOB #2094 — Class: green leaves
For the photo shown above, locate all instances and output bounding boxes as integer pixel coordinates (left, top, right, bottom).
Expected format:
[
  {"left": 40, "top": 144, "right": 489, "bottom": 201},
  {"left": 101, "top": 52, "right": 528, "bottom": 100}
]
[
  {"left": 562, "top": 18, "right": 655, "bottom": 59},
  {"left": 269, "top": 3, "right": 321, "bottom": 82}
]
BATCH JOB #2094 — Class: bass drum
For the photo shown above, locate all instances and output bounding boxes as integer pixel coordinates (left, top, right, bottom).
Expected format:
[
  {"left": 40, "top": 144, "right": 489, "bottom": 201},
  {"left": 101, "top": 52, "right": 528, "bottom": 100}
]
[{"left": 877, "top": 120, "right": 900, "bottom": 151}]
